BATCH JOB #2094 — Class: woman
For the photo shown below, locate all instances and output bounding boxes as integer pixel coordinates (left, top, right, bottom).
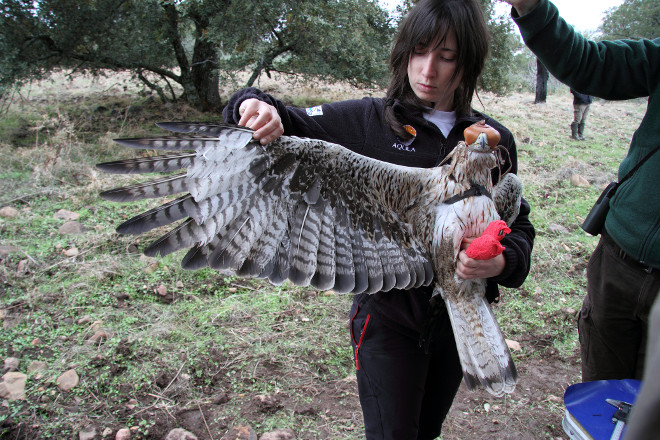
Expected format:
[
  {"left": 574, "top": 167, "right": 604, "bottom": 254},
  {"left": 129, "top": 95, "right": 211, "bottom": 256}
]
[{"left": 222, "top": 0, "right": 535, "bottom": 438}]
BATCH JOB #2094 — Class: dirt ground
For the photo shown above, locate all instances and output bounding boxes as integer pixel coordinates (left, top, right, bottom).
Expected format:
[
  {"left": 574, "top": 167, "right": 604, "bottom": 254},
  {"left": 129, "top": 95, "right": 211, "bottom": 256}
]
[
  {"left": 143, "top": 354, "right": 581, "bottom": 440},
  {"left": 0, "top": 337, "right": 580, "bottom": 440},
  {"left": 445, "top": 356, "right": 581, "bottom": 439},
  {"left": 0, "top": 284, "right": 581, "bottom": 440},
  {"left": 126, "top": 351, "right": 580, "bottom": 439}
]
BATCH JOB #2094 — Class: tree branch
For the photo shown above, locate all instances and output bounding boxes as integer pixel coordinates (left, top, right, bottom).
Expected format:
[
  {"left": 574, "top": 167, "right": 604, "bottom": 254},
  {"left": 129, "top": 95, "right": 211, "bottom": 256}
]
[
  {"left": 246, "top": 45, "right": 294, "bottom": 87},
  {"left": 160, "top": 74, "right": 178, "bottom": 101},
  {"left": 137, "top": 70, "right": 168, "bottom": 102}
]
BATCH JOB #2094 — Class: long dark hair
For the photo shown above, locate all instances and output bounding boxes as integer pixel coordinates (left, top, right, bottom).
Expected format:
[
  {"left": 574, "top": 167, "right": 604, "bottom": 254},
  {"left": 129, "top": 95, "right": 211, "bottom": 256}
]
[{"left": 385, "top": 0, "right": 489, "bottom": 140}]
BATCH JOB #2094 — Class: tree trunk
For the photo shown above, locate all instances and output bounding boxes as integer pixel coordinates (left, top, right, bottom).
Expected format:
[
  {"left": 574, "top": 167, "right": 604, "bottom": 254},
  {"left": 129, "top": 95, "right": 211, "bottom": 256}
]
[
  {"left": 246, "top": 64, "right": 263, "bottom": 88},
  {"left": 192, "top": 37, "right": 222, "bottom": 111},
  {"left": 162, "top": 3, "right": 202, "bottom": 109},
  {"left": 535, "top": 58, "right": 549, "bottom": 104}
]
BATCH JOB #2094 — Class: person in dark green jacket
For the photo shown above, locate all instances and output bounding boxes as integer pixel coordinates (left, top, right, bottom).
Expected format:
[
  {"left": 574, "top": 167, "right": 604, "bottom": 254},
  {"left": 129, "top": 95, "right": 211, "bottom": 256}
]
[{"left": 503, "top": 0, "right": 659, "bottom": 438}]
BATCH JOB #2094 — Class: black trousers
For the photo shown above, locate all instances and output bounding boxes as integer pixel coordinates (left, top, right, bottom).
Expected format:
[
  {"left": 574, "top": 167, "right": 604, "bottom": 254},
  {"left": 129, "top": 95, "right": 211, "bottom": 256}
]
[
  {"left": 349, "top": 299, "right": 463, "bottom": 440},
  {"left": 579, "top": 232, "right": 660, "bottom": 381}
]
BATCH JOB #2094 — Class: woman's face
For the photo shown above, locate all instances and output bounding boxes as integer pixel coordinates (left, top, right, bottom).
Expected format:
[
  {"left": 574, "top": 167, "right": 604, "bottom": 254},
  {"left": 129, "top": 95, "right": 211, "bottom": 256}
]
[{"left": 407, "top": 30, "right": 461, "bottom": 111}]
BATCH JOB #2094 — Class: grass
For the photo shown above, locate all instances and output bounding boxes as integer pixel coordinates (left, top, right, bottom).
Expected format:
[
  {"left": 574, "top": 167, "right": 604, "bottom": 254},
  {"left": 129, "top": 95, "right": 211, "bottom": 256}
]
[{"left": 0, "top": 71, "right": 648, "bottom": 439}]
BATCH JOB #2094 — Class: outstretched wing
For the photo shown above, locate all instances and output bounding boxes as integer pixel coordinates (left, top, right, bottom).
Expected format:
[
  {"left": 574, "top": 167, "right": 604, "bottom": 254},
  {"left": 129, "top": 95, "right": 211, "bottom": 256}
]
[{"left": 97, "top": 123, "right": 434, "bottom": 294}]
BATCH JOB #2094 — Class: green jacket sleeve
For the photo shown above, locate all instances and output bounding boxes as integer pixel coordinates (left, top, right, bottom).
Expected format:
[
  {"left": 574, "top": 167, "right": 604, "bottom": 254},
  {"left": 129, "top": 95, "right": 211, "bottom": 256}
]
[{"left": 512, "top": 0, "right": 660, "bottom": 100}]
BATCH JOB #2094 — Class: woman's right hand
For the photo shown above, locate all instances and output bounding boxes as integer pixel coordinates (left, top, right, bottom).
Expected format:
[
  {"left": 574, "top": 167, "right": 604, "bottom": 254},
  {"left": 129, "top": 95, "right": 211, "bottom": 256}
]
[{"left": 238, "top": 98, "right": 285, "bottom": 145}]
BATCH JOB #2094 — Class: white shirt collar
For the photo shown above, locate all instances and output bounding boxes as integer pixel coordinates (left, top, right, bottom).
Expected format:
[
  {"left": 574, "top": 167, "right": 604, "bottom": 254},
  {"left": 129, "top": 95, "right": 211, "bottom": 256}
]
[{"left": 423, "top": 108, "right": 456, "bottom": 138}]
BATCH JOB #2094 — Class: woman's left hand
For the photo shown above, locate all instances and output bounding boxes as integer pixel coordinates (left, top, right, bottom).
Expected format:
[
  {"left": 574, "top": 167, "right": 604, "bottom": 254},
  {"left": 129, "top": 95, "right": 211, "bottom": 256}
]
[
  {"left": 455, "top": 237, "right": 506, "bottom": 279},
  {"left": 238, "top": 98, "right": 284, "bottom": 145}
]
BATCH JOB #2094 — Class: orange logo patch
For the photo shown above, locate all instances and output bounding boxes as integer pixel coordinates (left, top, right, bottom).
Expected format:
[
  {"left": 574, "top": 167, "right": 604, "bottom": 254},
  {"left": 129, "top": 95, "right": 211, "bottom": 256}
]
[{"left": 404, "top": 125, "right": 417, "bottom": 137}]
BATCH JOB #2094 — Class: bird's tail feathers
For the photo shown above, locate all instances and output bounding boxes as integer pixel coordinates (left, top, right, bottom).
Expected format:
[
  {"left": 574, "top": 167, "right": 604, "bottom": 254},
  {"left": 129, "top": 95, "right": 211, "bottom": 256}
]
[{"left": 439, "top": 285, "right": 518, "bottom": 396}]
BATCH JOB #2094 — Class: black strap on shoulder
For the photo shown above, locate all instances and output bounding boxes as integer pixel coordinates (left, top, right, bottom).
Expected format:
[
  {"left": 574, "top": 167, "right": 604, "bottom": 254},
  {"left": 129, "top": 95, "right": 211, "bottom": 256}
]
[
  {"left": 618, "top": 145, "right": 660, "bottom": 186},
  {"left": 608, "top": 145, "right": 660, "bottom": 199},
  {"left": 443, "top": 184, "right": 492, "bottom": 205}
]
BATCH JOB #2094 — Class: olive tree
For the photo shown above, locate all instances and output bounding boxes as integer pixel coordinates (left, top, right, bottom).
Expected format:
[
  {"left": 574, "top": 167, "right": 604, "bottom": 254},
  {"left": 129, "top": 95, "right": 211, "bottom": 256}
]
[
  {"left": 599, "top": 0, "right": 659, "bottom": 40},
  {"left": 0, "top": 0, "right": 394, "bottom": 110}
]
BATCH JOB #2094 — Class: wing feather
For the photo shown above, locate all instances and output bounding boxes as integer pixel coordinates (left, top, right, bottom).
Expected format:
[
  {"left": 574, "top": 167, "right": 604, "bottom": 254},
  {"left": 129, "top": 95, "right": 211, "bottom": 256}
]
[
  {"left": 181, "top": 238, "right": 217, "bottom": 270},
  {"left": 310, "top": 201, "right": 336, "bottom": 291},
  {"left": 493, "top": 173, "right": 522, "bottom": 226},
  {"left": 372, "top": 223, "right": 397, "bottom": 292},
  {"left": 267, "top": 236, "right": 290, "bottom": 286},
  {"left": 99, "top": 174, "right": 187, "bottom": 202},
  {"left": 97, "top": 153, "right": 194, "bottom": 174},
  {"left": 332, "top": 204, "right": 356, "bottom": 294},
  {"left": 288, "top": 201, "right": 322, "bottom": 286},
  {"left": 359, "top": 232, "right": 384, "bottom": 294},
  {"left": 116, "top": 195, "right": 193, "bottom": 235},
  {"left": 348, "top": 221, "right": 369, "bottom": 295},
  {"left": 237, "top": 201, "right": 287, "bottom": 278}
]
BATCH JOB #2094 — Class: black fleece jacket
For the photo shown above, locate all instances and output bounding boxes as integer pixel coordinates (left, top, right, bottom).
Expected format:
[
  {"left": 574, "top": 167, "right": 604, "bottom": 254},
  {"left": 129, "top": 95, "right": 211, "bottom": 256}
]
[{"left": 223, "top": 87, "right": 535, "bottom": 339}]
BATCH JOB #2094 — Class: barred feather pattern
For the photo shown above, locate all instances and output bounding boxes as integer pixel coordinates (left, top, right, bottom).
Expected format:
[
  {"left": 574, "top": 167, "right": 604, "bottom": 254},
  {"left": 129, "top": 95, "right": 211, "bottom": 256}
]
[
  {"left": 494, "top": 173, "right": 523, "bottom": 226},
  {"left": 98, "top": 122, "right": 523, "bottom": 396}
]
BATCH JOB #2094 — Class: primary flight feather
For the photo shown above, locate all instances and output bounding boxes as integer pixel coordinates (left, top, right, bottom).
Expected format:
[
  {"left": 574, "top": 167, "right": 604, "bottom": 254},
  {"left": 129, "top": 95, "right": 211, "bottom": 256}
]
[{"left": 98, "top": 120, "right": 522, "bottom": 396}]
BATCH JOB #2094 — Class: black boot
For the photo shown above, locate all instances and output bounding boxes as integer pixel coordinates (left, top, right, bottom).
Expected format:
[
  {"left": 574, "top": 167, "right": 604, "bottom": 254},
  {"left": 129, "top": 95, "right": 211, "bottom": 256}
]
[
  {"left": 578, "top": 123, "right": 586, "bottom": 140},
  {"left": 571, "top": 122, "right": 580, "bottom": 140}
]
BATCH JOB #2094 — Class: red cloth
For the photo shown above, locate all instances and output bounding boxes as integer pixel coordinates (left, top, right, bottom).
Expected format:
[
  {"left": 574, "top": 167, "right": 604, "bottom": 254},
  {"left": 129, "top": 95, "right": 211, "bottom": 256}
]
[{"left": 465, "top": 220, "right": 511, "bottom": 260}]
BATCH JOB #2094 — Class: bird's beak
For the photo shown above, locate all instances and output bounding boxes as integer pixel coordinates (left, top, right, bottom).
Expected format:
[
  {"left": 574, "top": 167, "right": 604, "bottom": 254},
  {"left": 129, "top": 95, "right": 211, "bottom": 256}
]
[{"left": 477, "top": 132, "right": 490, "bottom": 151}]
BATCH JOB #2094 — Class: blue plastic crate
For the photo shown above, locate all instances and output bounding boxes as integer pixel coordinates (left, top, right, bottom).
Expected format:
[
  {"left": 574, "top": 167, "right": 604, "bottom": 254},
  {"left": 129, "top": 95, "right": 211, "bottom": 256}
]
[{"left": 563, "top": 379, "right": 641, "bottom": 440}]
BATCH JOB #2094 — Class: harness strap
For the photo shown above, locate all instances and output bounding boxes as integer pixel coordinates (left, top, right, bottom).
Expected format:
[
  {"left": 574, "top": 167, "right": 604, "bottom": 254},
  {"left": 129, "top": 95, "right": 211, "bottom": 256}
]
[{"left": 443, "top": 184, "right": 492, "bottom": 205}]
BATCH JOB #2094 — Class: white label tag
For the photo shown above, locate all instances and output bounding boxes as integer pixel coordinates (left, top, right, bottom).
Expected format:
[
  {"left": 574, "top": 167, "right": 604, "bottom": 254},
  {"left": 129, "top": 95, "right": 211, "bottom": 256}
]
[{"left": 306, "top": 106, "right": 324, "bottom": 116}]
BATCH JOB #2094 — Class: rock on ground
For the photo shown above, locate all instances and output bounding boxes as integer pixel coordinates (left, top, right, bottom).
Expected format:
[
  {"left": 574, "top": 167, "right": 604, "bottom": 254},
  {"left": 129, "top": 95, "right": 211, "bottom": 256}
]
[
  {"left": 164, "top": 428, "right": 198, "bottom": 440},
  {"left": 0, "top": 371, "right": 27, "bottom": 400},
  {"left": 56, "top": 369, "right": 79, "bottom": 391},
  {"left": 260, "top": 428, "right": 296, "bottom": 440}
]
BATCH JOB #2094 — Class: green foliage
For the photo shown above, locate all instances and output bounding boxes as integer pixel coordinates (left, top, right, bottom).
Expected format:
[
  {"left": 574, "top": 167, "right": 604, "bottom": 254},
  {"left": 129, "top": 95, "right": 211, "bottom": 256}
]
[
  {"left": 213, "top": 0, "right": 394, "bottom": 88},
  {"left": 478, "top": 0, "right": 520, "bottom": 95},
  {"left": 0, "top": 0, "right": 172, "bottom": 98},
  {"left": 599, "top": 0, "right": 659, "bottom": 40},
  {"left": 0, "top": 0, "right": 531, "bottom": 109}
]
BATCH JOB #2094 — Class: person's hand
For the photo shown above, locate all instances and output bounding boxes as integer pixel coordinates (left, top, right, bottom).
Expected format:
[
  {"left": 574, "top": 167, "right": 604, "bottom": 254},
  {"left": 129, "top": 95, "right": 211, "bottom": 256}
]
[
  {"left": 237, "top": 98, "right": 284, "bottom": 145},
  {"left": 455, "top": 236, "right": 506, "bottom": 280},
  {"left": 497, "top": 0, "right": 539, "bottom": 16}
]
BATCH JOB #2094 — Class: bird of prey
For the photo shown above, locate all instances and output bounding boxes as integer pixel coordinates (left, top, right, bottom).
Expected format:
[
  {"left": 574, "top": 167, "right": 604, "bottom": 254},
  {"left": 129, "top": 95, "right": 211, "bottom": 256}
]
[{"left": 97, "top": 120, "right": 522, "bottom": 396}]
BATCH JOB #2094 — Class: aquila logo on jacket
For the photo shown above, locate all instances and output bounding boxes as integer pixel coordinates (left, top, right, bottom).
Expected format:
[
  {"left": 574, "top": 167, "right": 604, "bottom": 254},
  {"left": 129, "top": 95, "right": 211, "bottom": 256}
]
[
  {"left": 392, "top": 142, "right": 417, "bottom": 152},
  {"left": 391, "top": 124, "right": 417, "bottom": 152}
]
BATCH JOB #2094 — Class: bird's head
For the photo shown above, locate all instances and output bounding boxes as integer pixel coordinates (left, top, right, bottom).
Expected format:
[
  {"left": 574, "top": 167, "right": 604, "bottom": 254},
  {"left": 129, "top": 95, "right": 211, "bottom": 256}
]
[
  {"left": 446, "top": 121, "right": 500, "bottom": 176},
  {"left": 437, "top": 121, "right": 503, "bottom": 185},
  {"left": 464, "top": 120, "right": 500, "bottom": 153}
]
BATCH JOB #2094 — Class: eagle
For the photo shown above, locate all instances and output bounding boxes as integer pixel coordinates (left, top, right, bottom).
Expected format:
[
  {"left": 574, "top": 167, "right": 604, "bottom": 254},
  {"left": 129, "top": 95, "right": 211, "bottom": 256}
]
[{"left": 97, "top": 120, "right": 523, "bottom": 397}]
